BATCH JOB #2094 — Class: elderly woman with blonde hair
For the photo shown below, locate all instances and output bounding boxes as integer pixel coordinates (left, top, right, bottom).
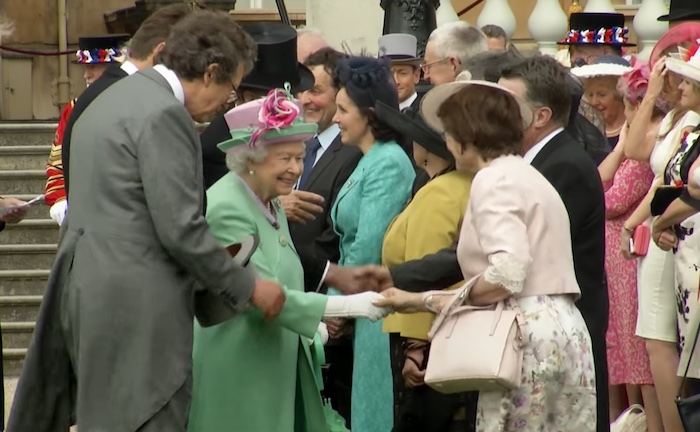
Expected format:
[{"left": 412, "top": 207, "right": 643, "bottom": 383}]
[{"left": 187, "top": 86, "right": 391, "bottom": 432}]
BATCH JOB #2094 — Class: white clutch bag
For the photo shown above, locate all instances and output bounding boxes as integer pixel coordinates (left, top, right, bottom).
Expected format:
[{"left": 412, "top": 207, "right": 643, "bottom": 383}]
[
  {"left": 424, "top": 274, "right": 527, "bottom": 394},
  {"left": 610, "top": 404, "right": 647, "bottom": 432}
]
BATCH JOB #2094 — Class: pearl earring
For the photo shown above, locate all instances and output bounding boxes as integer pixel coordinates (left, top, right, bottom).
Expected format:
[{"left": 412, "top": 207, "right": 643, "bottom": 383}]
[{"left": 249, "top": 170, "right": 255, "bottom": 175}]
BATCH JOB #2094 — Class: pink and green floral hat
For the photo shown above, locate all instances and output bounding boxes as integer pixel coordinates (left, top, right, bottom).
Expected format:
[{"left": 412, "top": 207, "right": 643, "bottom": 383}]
[{"left": 217, "top": 83, "right": 318, "bottom": 154}]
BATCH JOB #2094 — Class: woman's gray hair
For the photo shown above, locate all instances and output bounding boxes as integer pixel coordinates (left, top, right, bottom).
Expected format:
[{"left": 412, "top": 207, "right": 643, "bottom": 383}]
[
  {"left": 226, "top": 147, "right": 269, "bottom": 175},
  {"left": 158, "top": 10, "right": 257, "bottom": 83}
]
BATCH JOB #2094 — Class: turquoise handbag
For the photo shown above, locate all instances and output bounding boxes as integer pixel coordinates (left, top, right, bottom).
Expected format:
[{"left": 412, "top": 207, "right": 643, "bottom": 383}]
[{"left": 310, "top": 334, "right": 351, "bottom": 432}]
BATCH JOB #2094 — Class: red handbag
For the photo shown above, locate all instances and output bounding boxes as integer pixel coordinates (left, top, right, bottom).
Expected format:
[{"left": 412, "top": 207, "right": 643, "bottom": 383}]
[{"left": 630, "top": 225, "right": 650, "bottom": 256}]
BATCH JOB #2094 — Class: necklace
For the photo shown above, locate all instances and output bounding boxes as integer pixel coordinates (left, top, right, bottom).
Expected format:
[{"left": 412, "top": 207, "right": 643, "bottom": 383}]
[{"left": 606, "top": 122, "right": 625, "bottom": 137}]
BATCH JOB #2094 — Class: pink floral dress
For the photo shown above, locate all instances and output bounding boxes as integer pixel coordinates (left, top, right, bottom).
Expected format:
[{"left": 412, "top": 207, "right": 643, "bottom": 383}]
[{"left": 604, "top": 158, "right": 655, "bottom": 385}]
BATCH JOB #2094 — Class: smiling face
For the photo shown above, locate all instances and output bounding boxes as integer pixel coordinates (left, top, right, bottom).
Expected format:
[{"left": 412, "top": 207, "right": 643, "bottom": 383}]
[
  {"left": 390, "top": 64, "right": 420, "bottom": 103},
  {"left": 184, "top": 63, "right": 245, "bottom": 123},
  {"left": 332, "top": 87, "right": 372, "bottom": 146},
  {"left": 583, "top": 76, "right": 625, "bottom": 128},
  {"left": 248, "top": 141, "right": 305, "bottom": 199},
  {"left": 299, "top": 65, "right": 338, "bottom": 133}
]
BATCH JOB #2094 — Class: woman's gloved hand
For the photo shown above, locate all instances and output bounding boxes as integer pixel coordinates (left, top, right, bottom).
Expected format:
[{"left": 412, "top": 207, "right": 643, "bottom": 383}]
[{"left": 323, "top": 292, "right": 392, "bottom": 322}]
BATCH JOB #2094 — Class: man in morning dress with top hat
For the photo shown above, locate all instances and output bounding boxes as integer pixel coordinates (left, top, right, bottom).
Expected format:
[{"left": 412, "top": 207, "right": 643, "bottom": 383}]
[
  {"left": 60, "top": 4, "right": 194, "bottom": 203},
  {"left": 560, "top": 12, "right": 634, "bottom": 67},
  {"left": 45, "top": 34, "right": 129, "bottom": 226}
]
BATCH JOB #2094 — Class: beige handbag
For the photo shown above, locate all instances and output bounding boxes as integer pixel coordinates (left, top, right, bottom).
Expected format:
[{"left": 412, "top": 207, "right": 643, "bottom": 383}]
[
  {"left": 610, "top": 404, "right": 647, "bottom": 432},
  {"left": 424, "top": 274, "right": 527, "bottom": 394}
]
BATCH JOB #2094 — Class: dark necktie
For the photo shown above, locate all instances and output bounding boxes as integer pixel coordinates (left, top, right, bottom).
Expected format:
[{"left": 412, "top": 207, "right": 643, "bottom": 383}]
[{"left": 298, "top": 136, "right": 322, "bottom": 189}]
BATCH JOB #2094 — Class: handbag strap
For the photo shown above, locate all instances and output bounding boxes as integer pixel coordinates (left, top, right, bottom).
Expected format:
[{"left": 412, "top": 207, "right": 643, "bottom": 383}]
[
  {"left": 428, "top": 273, "right": 480, "bottom": 340},
  {"left": 677, "top": 321, "right": 700, "bottom": 399}
]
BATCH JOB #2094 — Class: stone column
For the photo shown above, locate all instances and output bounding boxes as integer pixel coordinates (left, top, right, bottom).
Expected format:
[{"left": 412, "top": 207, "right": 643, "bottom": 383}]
[
  {"left": 584, "top": 0, "right": 616, "bottom": 13},
  {"left": 529, "top": 0, "right": 568, "bottom": 55},
  {"left": 306, "top": 0, "right": 385, "bottom": 53},
  {"left": 633, "top": 0, "right": 669, "bottom": 61},
  {"left": 381, "top": 0, "right": 440, "bottom": 58},
  {"left": 477, "top": 0, "right": 516, "bottom": 38}
]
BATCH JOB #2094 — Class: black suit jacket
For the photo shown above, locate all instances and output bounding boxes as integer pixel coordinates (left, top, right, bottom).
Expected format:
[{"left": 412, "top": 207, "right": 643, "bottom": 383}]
[
  {"left": 390, "top": 130, "right": 608, "bottom": 330},
  {"left": 200, "top": 114, "right": 231, "bottom": 191},
  {"left": 290, "top": 134, "right": 362, "bottom": 291},
  {"left": 63, "top": 65, "right": 129, "bottom": 196}
]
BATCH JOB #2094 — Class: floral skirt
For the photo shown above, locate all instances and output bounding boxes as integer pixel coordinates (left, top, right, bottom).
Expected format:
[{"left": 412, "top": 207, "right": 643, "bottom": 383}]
[
  {"left": 674, "top": 214, "right": 700, "bottom": 350},
  {"left": 476, "top": 295, "right": 597, "bottom": 432}
]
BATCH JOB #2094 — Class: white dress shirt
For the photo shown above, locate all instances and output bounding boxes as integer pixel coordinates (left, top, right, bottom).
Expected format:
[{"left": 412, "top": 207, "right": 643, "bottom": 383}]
[
  {"left": 314, "top": 123, "right": 340, "bottom": 165},
  {"left": 120, "top": 60, "right": 139, "bottom": 76},
  {"left": 399, "top": 92, "right": 418, "bottom": 111},
  {"left": 522, "top": 127, "right": 564, "bottom": 165},
  {"left": 153, "top": 64, "right": 185, "bottom": 105}
]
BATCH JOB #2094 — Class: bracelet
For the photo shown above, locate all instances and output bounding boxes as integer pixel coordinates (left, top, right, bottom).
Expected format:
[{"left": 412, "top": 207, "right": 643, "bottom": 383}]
[{"left": 623, "top": 225, "right": 634, "bottom": 234}]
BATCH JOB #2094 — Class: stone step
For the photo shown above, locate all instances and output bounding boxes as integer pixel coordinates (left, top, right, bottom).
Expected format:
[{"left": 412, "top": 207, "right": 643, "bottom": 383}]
[
  {"left": 0, "top": 295, "right": 42, "bottom": 323},
  {"left": 0, "top": 122, "right": 57, "bottom": 147},
  {"left": 2, "top": 194, "right": 49, "bottom": 220},
  {"left": 0, "top": 169, "right": 46, "bottom": 196},
  {"left": 2, "top": 322, "right": 34, "bottom": 350},
  {"left": 0, "top": 270, "right": 50, "bottom": 296},
  {"left": 0, "top": 244, "right": 57, "bottom": 270},
  {"left": 0, "top": 146, "right": 50, "bottom": 170},
  {"left": 0, "top": 219, "right": 59, "bottom": 244},
  {"left": 3, "top": 348, "right": 26, "bottom": 376}
]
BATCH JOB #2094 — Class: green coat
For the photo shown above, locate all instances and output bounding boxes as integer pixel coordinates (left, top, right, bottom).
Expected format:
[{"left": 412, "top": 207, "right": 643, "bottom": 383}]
[{"left": 187, "top": 173, "right": 329, "bottom": 432}]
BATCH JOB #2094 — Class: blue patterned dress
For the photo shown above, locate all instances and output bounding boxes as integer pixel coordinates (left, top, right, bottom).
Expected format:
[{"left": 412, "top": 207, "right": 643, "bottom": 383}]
[{"left": 330, "top": 141, "right": 414, "bottom": 432}]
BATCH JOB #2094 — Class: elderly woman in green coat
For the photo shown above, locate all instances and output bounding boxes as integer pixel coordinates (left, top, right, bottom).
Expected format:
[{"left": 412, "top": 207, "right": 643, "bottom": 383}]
[{"left": 187, "top": 86, "right": 390, "bottom": 432}]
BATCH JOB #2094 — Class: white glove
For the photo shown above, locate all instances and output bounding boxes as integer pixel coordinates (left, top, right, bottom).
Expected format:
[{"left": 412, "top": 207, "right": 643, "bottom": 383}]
[
  {"left": 310, "top": 322, "right": 329, "bottom": 346},
  {"left": 323, "top": 292, "right": 392, "bottom": 322},
  {"left": 49, "top": 201, "right": 68, "bottom": 226}
]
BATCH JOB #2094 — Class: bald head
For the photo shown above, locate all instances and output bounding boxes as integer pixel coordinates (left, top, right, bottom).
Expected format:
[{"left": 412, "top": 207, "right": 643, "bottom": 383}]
[{"left": 297, "top": 28, "right": 330, "bottom": 63}]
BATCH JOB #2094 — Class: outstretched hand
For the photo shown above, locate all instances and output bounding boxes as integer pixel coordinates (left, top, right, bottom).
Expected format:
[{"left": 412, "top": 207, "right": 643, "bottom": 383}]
[
  {"left": 372, "top": 288, "right": 424, "bottom": 314},
  {"left": 326, "top": 264, "right": 394, "bottom": 295}
]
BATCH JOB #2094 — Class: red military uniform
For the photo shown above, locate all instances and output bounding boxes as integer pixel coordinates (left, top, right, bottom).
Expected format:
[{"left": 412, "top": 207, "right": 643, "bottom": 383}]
[{"left": 45, "top": 100, "right": 75, "bottom": 207}]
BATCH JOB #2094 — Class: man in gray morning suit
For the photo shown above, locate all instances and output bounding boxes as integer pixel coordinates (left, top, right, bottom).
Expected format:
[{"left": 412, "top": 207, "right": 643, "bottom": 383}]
[{"left": 7, "top": 11, "right": 285, "bottom": 432}]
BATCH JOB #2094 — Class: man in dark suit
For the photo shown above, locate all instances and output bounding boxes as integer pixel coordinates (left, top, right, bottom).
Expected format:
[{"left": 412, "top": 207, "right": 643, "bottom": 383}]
[
  {"left": 279, "top": 46, "right": 362, "bottom": 426},
  {"left": 62, "top": 3, "right": 194, "bottom": 199}
]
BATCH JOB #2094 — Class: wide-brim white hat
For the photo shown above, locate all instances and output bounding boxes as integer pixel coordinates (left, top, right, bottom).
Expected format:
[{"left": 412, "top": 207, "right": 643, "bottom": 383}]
[
  {"left": 570, "top": 55, "right": 632, "bottom": 78},
  {"left": 666, "top": 44, "right": 700, "bottom": 83},
  {"left": 419, "top": 72, "right": 534, "bottom": 133}
]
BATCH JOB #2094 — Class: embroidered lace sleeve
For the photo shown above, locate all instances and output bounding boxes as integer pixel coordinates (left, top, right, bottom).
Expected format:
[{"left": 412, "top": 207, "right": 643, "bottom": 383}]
[{"left": 470, "top": 161, "right": 532, "bottom": 295}]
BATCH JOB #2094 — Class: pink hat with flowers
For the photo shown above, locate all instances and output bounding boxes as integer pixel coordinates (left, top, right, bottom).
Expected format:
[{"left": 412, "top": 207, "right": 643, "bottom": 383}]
[{"left": 217, "top": 83, "right": 318, "bottom": 154}]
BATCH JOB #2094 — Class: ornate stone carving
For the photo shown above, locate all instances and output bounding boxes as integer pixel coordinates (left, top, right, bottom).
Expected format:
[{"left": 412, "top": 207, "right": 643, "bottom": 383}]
[{"left": 380, "top": 0, "right": 440, "bottom": 57}]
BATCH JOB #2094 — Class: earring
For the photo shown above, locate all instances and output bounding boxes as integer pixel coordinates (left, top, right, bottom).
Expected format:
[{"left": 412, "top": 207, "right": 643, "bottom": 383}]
[{"left": 249, "top": 170, "right": 255, "bottom": 175}]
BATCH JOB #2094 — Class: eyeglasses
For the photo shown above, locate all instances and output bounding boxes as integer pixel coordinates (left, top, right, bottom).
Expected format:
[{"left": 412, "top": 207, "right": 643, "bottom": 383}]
[{"left": 420, "top": 57, "right": 449, "bottom": 73}]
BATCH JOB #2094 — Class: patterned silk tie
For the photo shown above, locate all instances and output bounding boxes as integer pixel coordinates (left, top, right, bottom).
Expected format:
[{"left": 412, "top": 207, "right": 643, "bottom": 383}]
[{"left": 298, "top": 136, "right": 322, "bottom": 189}]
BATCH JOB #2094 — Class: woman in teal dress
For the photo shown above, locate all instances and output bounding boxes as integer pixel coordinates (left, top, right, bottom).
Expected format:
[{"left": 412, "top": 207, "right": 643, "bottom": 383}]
[
  {"left": 329, "top": 56, "right": 416, "bottom": 432},
  {"left": 187, "top": 86, "right": 391, "bottom": 432}
]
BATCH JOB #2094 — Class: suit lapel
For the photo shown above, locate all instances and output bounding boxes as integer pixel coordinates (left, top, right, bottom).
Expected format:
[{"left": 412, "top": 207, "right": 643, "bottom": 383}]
[{"left": 304, "top": 135, "right": 342, "bottom": 189}]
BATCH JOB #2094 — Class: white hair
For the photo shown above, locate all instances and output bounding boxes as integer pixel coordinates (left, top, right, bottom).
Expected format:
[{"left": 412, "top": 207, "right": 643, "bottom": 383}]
[
  {"left": 428, "top": 21, "right": 489, "bottom": 70},
  {"left": 225, "top": 147, "right": 268, "bottom": 175}
]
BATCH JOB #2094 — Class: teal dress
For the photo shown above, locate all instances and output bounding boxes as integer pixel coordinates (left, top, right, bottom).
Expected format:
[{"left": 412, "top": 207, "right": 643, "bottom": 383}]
[{"left": 330, "top": 141, "right": 415, "bottom": 432}]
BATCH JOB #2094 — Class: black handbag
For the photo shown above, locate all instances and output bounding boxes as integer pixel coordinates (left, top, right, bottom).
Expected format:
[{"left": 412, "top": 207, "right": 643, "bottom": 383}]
[{"left": 676, "top": 321, "right": 700, "bottom": 431}]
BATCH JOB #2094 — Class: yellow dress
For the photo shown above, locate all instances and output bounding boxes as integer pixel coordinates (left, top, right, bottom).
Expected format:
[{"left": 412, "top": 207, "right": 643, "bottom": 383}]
[{"left": 382, "top": 170, "right": 473, "bottom": 340}]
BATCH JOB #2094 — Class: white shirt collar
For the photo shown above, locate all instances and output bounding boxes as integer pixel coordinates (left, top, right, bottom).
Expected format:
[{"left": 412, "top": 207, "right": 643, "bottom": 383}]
[
  {"left": 120, "top": 60, "right": 139, "bottom": 76},
  {"left": 399, "top": 92, "right": 418, "bottom": 111},
  {"left": 523, "top": 127, "right": 564, "bottom": 164},
  {"left": 317, "top": 123, "right": 340, "bottom": 150},
  {"left": 152, "top": 64, "right": 185, "bottom": 105}
]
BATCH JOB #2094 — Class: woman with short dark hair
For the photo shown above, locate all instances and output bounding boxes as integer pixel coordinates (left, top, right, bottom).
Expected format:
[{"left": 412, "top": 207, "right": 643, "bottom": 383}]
[
  {"left": 329, "top": 55, "right": 415, "bottom": 431},
  {"left": 376, "top": 81, "right": 597, "bottom": 431}
]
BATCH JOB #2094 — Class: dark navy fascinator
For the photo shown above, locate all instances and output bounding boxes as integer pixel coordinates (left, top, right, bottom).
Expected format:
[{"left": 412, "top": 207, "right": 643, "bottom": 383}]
[{"left": 336, "top": 55, "right": 400, "bottom": 111}]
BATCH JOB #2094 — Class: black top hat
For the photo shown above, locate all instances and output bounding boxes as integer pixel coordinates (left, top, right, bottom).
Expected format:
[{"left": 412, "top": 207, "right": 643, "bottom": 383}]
[
  {"left": 241, "top": 23, "right": 314, "bottom": 94},
  {"left": 75, "top": 34, "right": 131, "bottom": 64},
  {"left": 375, "top": 100, "right": 453, "bottom": 162},
  {"left": 559, "top": 13, "right": 636, "bottom": 47},
  {"left": 658, "top": 0, "right": 700, "bottom": 22}
]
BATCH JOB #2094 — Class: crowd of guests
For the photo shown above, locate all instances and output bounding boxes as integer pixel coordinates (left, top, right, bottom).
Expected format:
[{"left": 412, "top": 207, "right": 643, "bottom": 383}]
[{"left": 3, "top": 1, "right": 700, "bottom": 432}]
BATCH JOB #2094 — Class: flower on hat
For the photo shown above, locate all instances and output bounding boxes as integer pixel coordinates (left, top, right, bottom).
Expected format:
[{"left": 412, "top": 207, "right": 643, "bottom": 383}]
[
  {"left": 684, "top": 41, "right": 700, "bottom": 62},
  {"left": 619, "top": 58, "right": 650, "bottom": 104},
  {"left": 249, "top": 83, "right": 301, "bottom": 148}
]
